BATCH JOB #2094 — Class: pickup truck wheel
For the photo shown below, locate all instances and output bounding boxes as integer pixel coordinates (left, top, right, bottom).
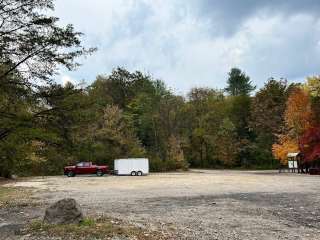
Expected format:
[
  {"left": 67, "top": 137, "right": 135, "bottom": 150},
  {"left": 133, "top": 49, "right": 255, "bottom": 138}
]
[
  {"left": 137, "top": 171, "right": 143, "bottom": 176},
  {"left": 67, "top": 171, "right": 74, "bottom": 177},
  {"left": 131, "top": 171, "right": 136, "bottom": 176},
  {"left": 96, "top": 170, "right": 103, "bottom": 176}
]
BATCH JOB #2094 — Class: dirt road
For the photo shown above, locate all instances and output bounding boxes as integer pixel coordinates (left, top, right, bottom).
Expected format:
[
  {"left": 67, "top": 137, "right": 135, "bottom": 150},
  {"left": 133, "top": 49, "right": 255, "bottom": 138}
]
[{"left": 2, "top": 170, "right": 320, "bottom": 239}]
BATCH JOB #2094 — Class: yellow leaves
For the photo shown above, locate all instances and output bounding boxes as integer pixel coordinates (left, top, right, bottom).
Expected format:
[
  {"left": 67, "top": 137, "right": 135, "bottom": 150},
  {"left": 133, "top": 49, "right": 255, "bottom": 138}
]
[
  {"left": 272, "top": 135, "right": 299, "bottom": 165},
  {"left": 305, "top": 76, "right": 320, "bottom": 97}
]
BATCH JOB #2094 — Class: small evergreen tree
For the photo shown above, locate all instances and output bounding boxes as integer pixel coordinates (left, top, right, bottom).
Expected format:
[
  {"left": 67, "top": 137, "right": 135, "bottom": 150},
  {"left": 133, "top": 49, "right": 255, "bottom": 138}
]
[{"left": 225, "top": 68, "right": 256, "bottom": 96}]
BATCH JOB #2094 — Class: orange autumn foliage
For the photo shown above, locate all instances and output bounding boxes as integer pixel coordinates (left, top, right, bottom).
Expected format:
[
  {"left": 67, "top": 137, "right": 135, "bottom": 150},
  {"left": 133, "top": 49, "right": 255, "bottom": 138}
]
[
  {"left": 272, "top": 135, "right": 299, "bottom": 165},
  {"left": 284, "top": 88, "right": 314, "bottom": 137},
  {"left": 273, "top": 88, "right": 313, "bottom": 164}
]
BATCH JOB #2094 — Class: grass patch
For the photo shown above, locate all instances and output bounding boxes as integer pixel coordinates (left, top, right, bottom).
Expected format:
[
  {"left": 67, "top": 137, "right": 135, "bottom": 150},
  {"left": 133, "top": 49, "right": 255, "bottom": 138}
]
[
  {"left": 80, "top": 217, "right": 96, "bottom": 227},
  {"left": 0, "top": 185, "right": 36, "bottom": 208},
  {"left": 27, "top": 217, "right": 165, "bottom": 240}
]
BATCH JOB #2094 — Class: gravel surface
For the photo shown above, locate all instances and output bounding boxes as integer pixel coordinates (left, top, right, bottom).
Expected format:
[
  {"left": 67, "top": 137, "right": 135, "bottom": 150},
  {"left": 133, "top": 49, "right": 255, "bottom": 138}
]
[{"left": 2, "top": 170, "right": 320, "bottom": 239}]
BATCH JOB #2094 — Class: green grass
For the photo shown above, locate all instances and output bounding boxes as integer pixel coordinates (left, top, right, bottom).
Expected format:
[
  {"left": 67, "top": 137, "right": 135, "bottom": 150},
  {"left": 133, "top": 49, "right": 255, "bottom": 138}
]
[
  {"left": 28, "top": 217, "right": 163, "bottom": 240},
  {"left": 80, "top": 217, "right": 96, "bottom": 227}
]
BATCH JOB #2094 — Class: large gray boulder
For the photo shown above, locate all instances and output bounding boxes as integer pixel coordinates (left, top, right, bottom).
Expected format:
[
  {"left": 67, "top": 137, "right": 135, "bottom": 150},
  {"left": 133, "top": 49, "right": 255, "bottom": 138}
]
[{"left": 43, "top": 198, "right": 83, "bottom": 224}]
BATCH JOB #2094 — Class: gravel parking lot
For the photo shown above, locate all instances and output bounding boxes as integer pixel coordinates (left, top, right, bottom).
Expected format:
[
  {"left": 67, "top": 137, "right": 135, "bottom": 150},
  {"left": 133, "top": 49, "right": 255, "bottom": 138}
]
[{"left": 3, "top": 170, "right": 320, "bottom": 239}]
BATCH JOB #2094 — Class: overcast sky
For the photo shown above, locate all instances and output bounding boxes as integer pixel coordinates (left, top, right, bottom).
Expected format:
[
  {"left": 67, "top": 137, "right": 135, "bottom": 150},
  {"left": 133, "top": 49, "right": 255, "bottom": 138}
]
[{"left": 54, "top": 0, "right": 320, "bottom": 94}]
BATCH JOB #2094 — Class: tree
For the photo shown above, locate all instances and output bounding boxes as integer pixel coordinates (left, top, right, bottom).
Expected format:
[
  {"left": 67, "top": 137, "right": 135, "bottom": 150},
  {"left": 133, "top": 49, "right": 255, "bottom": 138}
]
[
  {"left": 297, "top": 78, "right": 320, "bottom": 166},
  {"left": 272, "top": 135, "right": 299, "bottom": 165},
  {"left": 0, "top": 0, "right": 95, "bottom": 142},
  {"left": 89, "top": 68, "right": 161, "bottom": 109},
  {"left": 250, "top": 79, "right": 289, "bottom": 166},
  {"left": 89, "top": 68, "right": 181, "bottom": 171},
  {"left": 0, "top": 0, "right": 95, "bottom": 85},
  {"left": 229, "top": 95, "right": 252, "bottom": 138},
  {"left": 251, "top": 79, "right": 288, "bottom": 136},
  {"left": 215, "top": 118, "right": 239, "bottom": 167},
  {"left": 272, "top": 87, "right": 314, "bottom": 165},
  {"left": 225, "top": 68, "right": 256, "bottom": 96},
  {"left": 73, "top": 105, "right": 145, "bottom": 166},
  {"left": 227, "top": 94, "right": 254, "bottom": 166},
  {"left": 305, "top": 76, "right": 320, "bottom": 125},
  {"left": 0, "top": 0, "right": 95, "bottom": 177},
  {"left": 305, "top": 76, "right": 320, "bottom": 97},
  {"left": 0, "top": 79, "right": 87, "bottom": 177},
  {"left": 284, "top": 88, "right": 314, "bottom": 138},
  {"left": 167, "top": 135, "right": 188, "bottom": 170},
  {"left": 299, "top": 126, "right": 320, "bottom": 164},
  {"left": 224, "top": 69, "right": 256, "bottom": 166},
  {"left": 186, "top": 88, "right": 226, "bottom": 167}
]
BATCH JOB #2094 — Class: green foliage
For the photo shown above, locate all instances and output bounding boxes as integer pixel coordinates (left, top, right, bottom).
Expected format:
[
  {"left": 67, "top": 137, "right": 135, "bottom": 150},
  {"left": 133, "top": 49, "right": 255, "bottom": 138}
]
[
  {"left": 225, "top": 68, "right": 256, "bottom": 96},
  {"left": 1, "top": 61, "right": 290, "bottom": 176},
  {"left": 215, "top": 118, "right": 239, "bottom": 167},
  {"left": 184, "top": 88, "right": 228, "bottom": 168},
  {"left": 72, "top": 105, "right": 145, "bottom": 167},
  {"left": 250, "top": 79, "right": 289, "bottom": 167},
  {"left": 0, "top": 0, "right": 94, "bottom": 177},
  {"left": 167, "top": 135, "right": 188, "bottom": 170},
  {"left": 0, "top": 1, "right": 298, "bottom": 175},
  {"left": 80, "top": 218, "right": 96, "bottom": 227},
  {"left": 0, "top": 0, "right": 95, "bottom": 84}
]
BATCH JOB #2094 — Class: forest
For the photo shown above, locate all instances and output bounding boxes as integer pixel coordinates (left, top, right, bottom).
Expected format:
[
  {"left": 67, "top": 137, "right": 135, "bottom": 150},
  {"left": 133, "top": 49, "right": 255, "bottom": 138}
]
[{"left": 1, "top": 0, "right": 320, "bottom": 178}]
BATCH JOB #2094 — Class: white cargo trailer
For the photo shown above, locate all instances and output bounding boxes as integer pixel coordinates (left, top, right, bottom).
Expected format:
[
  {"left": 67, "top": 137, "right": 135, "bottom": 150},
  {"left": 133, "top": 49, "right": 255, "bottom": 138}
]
[{"left": 114, "top": 158, "right": 149, "bottom": 176}]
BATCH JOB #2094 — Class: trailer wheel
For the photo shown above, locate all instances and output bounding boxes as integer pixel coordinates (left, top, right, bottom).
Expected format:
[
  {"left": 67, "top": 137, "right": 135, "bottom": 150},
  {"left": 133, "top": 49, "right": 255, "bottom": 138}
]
[
  {"left": 131, "top": 171, "right": 136, "bottom": 176},
  {"left": 137, "top": 171, "right": 143, "bottom": 176},
  {"left": 96, "top": 170, "right": 103, "bottom": 177},
  {"left": 67, "top": 171, "right": 75, "bottom": 177}
]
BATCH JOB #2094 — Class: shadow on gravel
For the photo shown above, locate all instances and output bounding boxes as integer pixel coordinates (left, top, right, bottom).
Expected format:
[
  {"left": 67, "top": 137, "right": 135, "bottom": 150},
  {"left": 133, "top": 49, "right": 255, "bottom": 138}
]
[
  {"left": 224, "top": 192, "right": 320, "bottom": 228},
  {"left": 138, "top": 192, "right": 320, "bottom": 229},
  {"left": 0, "top": 223, "right": 24, "bottom": 239}
]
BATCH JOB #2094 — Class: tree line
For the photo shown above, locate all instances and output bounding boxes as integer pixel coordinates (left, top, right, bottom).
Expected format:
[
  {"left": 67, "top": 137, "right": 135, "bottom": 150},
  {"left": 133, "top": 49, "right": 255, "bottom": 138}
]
[
  {"left": 272, "top": 77, "right": 320, "bottom": 170},
  {"left": 1, "top": 1, "right": 320, "bottom": 177}
]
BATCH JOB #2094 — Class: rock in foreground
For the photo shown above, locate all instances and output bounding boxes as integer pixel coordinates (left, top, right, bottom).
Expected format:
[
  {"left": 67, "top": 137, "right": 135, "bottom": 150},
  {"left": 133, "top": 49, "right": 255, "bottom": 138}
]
[{"left": 43, "top": 198, "right": 83, "bottom": 224}]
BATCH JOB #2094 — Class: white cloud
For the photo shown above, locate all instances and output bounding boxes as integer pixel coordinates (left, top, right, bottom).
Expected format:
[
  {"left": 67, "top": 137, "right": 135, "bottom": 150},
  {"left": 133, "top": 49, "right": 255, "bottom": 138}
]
[
  {"left": 61, "top": 75, "right": 78, "bottom": 86},
  {"left": 54, "top": 0, "right": 320, "bottom": 93}
]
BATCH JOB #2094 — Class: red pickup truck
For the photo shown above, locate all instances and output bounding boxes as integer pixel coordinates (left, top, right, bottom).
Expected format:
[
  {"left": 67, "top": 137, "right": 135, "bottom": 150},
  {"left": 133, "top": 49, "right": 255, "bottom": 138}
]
[{"left": 64, "top": 162, "right": 108, "bottom": 177}]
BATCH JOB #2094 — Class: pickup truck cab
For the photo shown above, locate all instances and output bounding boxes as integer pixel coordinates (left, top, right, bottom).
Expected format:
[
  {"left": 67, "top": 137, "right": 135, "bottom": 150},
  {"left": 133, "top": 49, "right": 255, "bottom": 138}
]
[{"left": 64, "top": 162, "right": 108, "bottom": 177}]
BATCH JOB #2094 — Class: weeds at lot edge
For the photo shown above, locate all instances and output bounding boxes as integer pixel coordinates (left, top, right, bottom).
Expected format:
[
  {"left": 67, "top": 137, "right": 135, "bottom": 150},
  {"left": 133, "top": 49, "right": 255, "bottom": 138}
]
[
  {"left": 27, "top": 217, "right": 166, "bottom": 240},
  {"left": 0, "top": 186, "right": 36, "bottom": 208}
]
